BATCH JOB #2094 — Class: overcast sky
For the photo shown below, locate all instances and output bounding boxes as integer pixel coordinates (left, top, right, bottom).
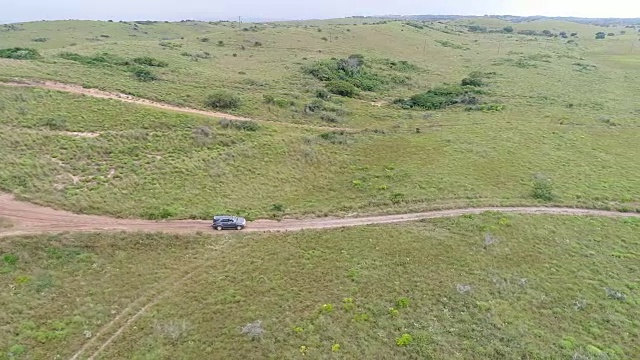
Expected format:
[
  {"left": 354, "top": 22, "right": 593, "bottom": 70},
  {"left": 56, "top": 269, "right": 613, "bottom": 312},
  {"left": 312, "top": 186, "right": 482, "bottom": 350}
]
[{"left": 3, "top": 0, "right": 640, "bottom": 23}]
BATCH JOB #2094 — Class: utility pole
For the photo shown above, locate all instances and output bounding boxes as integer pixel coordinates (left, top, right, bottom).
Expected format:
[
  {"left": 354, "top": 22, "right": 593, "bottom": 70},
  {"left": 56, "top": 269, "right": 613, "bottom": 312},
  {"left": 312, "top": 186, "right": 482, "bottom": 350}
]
[
  {"left": 238, "top": 16, "right": 241, "bottom": 29},
  {"left": 498, "top": 42, "right": 501, "bottom": 55}
]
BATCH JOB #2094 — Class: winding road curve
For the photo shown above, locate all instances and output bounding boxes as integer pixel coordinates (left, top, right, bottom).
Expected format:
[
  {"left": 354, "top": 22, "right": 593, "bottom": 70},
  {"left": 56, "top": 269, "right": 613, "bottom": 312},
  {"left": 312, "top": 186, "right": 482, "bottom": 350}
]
[
  {"left": 2, "top": 80, "right": 640, "bottom": 236},
  {"left": 2, "top": 193, "right": 639, "bottom": 237}
]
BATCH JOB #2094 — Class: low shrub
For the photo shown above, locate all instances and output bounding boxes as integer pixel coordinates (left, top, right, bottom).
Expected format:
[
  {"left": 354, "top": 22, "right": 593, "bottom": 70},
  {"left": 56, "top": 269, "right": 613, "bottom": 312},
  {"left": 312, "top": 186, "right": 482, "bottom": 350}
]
[
  {"left": 0, "top": 47, "right": 41, "bottom": 60},
  {"left": 42, "top": 117, "right": 67, "bottom": 130},
  {"left": 395, "top": 85, "right": 483, "bottom": 110},
  {"left": 466, "top": 104, "right": 504, "bottom": 112},
  {"left": 304, "top": 99, "right": 325, "bottom": 114},
  {"left": 326, "top": 80, "right": 358, "bottom": 97},
  {"left": 133, "top": 56, "right": 168, "bottom": 67},
  {"left": 319, "top": 112, "right": 342, "bottom": 123},
  {"left": 130, "top": 67, "right": 158, "bottom": 81},
  {"left": 314, "top": 88, "right": 331, "bottom": 100},
  {"left": 218, "top": 119, "right": 259, "bottom": 131},
  {"left": 461, "top": 77, "right": 484, "bottom": 87},
  {"left": 32, "top": 37, "right": 48, "bottom": 42},
  {"left": 59, "top": 52, "right": 130, "bottom": 66},
  {"left": 319, "top": 131, "right": 351, "bottom": 145},
  {"left": 532, "top": 174, "right": 554, "bottom": 201},
  {"left": 205, "top": 91, "right": 242, "bottom": 109},
  {"left": 303, "top": 54, "right": 387, "bottom": 93},
  {"left": 396, "top": 333, "right": 413, "bottom": 346}
]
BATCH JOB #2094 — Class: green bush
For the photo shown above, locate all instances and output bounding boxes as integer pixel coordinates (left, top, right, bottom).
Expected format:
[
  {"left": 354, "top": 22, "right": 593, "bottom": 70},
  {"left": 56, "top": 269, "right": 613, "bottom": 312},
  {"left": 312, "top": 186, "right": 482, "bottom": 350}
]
[
  {"left": 59, "top": 52, "right": 130, "bottom": 66},
  {"left": 133, "top": 56, "right": 168, "bottom": 67},
  {"left": 130, "top": 67, "right": 158, "bottom": 82},
  {"left": 326, "top": 80, "right": 358, "bottom": 97},
  {"left": 42, "top": 117, "right": 67, "bottom": 130},
  {"left": 32, "top": 37, "right": 48, "bottom": 42},
  {"left": 396, "top": 333, "right": 413, "bottom": 346},
  {"left": 0, "top": 47, "right": 41, "bottom": 60},
  {"left": 466, "top": 104, "right": 505, "bottom": 112},
  {"left": 595, "top": 32, "right": 606, "bottom": 40},
  {"left": 3, "top": 254, "right": 18, "bottom": 265},
  {"left": 304, "top": 99, "right": 325, "bottom": 113},
  {"left": 315, "top": 88, "right": 331, "bottom": 100},
  {"left": 532, "top": 175, "right": 554, "bottom": 201},
  {"left": 218, "top": 119, "right": 259, "bottom": 131},
  {"left": 461, "top": 77, "right": 484, "bottom": 87},
  {"left": 503, "top": 26, "right": 514, "bottom": 33},
  {"left": 303, "top": 55, "right": 387, "bottom": 92},
  {"left": 319, "top": 131, "right": 351, "bottom": 145},
  {"left": 319, "top": 112, "right": 342, "bottom": 123},
  {"left": 205, "top": 91, "right": 242, "bottom": 109},
  {"left": 395, "top": 85, "right": 482, "bottom": 110}
]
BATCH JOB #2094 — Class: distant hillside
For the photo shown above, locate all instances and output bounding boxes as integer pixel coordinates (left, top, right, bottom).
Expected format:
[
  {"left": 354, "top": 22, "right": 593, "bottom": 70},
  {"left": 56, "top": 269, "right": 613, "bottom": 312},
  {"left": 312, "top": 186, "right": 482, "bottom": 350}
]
[{"left": 354, "top": 14, "right": 640, "bottom": 27}]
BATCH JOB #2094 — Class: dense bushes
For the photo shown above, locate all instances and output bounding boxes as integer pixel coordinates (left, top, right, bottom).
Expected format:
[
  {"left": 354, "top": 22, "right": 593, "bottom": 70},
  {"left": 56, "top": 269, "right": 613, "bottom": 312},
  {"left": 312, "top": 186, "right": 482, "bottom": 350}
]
[
  {"left": 205, "top": 91, "right": 242, "bottom": 109},
  {"left": 395, "top": 85, "right": 483, "bottom": 110},
  {"left": 59, "top": 52, "right": 129, "bottom": 66},
  {"left": 218, "top": 119, "right": 259, "bottom": 131},
  {"left": 0, "top": 47, "right": 41, "bottom": 60},
  {"left": 303, "top": 54, "right": 387, "bottom": 95},
  {"left": 133, "top": 56, "right": 168, "bottom": 67},
  {"left": 131, "top": 67, "right": 158, "bottom": 82},
  {"left": 461, "top": 77, "right": 484, "bottom": 87},
  {"left": 58, "top": 52, "right": 165, "bottom": 81},
  {"left": 326, "top": 80, "right": 358, "bottom": 97}
]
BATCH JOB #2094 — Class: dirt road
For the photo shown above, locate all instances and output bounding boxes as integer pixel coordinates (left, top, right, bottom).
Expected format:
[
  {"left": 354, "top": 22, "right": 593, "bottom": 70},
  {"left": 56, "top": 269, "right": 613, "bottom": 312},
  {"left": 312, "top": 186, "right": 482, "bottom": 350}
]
[
  {"left": 2, "top": 193, "right": 638, "bottom": 237},
  {"left": 0, "top": 79, "right": 352, "bottom": 132}
]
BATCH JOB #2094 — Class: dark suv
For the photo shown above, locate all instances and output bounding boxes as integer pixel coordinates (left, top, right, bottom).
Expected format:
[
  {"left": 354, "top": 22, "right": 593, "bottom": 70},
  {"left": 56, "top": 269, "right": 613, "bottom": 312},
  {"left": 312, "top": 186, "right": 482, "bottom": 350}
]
[{"left": 212, "top": 215, "right": 246, "bottom": 230}]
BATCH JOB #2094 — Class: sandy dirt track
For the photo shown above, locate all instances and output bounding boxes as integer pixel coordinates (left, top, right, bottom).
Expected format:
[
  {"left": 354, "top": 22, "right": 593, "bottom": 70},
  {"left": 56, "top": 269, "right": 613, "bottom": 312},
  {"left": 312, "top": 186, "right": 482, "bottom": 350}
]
[{"left": 2, "top": 193, "right": 639, "bottom": 237}]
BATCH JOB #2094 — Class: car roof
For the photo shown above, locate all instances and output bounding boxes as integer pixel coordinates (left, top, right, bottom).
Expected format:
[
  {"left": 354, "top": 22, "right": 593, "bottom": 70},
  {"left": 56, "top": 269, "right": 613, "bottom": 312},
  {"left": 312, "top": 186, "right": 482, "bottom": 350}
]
[{"left": 213, "top": 215, "right": 239, "bottom": 220}]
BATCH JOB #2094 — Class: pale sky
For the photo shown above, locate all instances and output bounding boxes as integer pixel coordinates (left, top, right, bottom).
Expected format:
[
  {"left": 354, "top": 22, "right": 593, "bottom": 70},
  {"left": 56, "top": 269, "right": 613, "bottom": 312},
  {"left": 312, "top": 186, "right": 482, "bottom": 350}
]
[{"left": 2, "top": 0, "right": 639, "bottom": 23}]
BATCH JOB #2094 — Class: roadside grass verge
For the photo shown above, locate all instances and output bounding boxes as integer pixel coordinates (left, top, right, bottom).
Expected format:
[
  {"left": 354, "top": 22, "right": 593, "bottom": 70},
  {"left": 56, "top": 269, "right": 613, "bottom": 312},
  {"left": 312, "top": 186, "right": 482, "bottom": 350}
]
[{"left": 1, "top": 214, "right": 639, "bottom": 358}]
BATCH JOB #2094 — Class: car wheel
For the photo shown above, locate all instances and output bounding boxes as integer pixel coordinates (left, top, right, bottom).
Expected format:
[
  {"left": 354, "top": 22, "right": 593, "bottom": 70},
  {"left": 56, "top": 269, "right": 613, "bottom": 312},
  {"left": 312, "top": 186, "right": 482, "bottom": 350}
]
[
  {"left": 216, "top": 226, "right": 222, "bottom": 231},
  {"left": 236, "top": 225, "right": 243, "bottom": 230}
]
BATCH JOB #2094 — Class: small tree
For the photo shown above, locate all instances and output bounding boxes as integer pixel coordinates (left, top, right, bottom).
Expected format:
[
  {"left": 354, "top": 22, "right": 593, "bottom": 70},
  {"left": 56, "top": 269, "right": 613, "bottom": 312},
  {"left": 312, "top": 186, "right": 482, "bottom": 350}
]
[
  {"left": 503, "top": 26, "right": 514, "bottom": 33},
  {"left": 595, "top": 32, "right": 606, "bottom": 39},
  {"left": 205, "top": 91, "right": 242, "bottom": 109}
]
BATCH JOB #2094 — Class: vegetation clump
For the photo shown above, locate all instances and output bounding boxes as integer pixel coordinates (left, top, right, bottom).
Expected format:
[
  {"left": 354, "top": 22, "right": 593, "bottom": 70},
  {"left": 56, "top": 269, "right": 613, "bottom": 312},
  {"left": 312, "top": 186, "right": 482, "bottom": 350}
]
[
  {"left": 133, "top": 56, "right": 168, "bottom": 67},
  {"left": 394, "top": 85, "right": 483, "bottom": 110},
  {"left": 304, "top": 54, "right": 387, "bottom": 95},
  {"left": 130, "top": 67, "right": 158, "bottom": 82},
  {"left": 205, "top": 91, "right": 242, "bottom": 109},
  {"left": 0, "top": 47, "right": 41, "bottom": 60}
]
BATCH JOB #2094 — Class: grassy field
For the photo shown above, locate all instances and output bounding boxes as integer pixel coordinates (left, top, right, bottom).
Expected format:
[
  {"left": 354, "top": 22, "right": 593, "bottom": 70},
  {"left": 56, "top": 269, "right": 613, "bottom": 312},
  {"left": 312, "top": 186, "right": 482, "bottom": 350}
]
[
  {"left": 1, "top": 82, "right": 640, "bottom": 219},
  {"left": 1, "top": 214, "right": 640, "bottom": 359},
  {"left": 1, "top": 18, "right": 640, "bottom": 218}
]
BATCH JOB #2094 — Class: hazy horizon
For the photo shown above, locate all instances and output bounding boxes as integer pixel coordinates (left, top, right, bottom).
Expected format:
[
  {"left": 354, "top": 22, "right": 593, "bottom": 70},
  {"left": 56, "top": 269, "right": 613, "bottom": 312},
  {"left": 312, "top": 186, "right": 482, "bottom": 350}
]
[{"left": 3, "top": 0, "right": 640, "bottom": 24}]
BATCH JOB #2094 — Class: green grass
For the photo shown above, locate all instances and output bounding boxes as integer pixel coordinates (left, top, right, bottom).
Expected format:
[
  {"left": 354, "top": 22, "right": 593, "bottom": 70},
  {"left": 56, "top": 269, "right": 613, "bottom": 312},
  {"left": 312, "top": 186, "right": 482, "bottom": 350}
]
[
  {"left": 0, "top": 18, "right": 639, "bottom": 218},
  {"left": 1, "top": 84, "right": 640, "bottom": 219},
  {"left": 1, "top": 214, "right": 639, "bottom": 358}
]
